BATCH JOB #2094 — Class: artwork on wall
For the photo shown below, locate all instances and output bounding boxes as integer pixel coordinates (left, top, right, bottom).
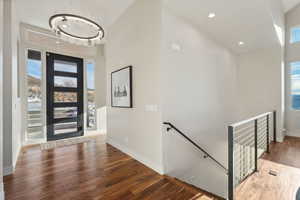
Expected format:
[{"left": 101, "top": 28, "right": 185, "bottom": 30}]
[{"left": 111, "top": 66, "right": 132, "bottom": 108}]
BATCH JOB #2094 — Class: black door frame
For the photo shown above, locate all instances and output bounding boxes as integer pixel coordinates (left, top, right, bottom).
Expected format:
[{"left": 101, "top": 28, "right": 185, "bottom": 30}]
[{"left": 46, "top": 52, "right": 84, "bottom": 141}]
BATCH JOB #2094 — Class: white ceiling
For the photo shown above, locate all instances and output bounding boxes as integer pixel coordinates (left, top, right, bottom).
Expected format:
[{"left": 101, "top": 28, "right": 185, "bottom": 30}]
[
  {"left": 164, "top": 0, "right": 280, "bottom": 54},
  {"left": 16, "top": 0, "right": 293, "bottom": 54},
  {"left": 281, "top": 0, "right": 300, "bottom": 12},
  {"left": 16, "top": 0, "right": 136, "bottom": 31}
]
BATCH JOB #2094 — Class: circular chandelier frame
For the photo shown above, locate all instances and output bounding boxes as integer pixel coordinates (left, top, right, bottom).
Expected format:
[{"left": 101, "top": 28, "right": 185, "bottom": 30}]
[{"left": 49, "top": 14, "right": 105, "bottom": 45}]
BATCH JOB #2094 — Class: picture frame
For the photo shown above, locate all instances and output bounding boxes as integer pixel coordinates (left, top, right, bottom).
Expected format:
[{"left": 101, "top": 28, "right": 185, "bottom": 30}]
[{"left": 111, "top": 66, "right": 133, "bottom": 108}]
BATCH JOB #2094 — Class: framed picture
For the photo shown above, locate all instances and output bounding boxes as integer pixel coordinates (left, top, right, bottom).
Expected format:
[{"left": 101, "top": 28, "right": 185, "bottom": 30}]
[{"left": 111, "top": 66, "right": 133, "bottom": 108}]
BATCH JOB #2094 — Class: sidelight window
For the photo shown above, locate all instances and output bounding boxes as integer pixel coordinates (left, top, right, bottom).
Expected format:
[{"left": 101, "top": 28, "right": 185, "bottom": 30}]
[
  {"left": 26, "top": 49, "right": 44, "bottom": 143},
  {"left": 87, "top": 62, "right": 96, "bottom": 129},
  {"left": 291, "top": 62, "right": 300, "bottom": 110},
  {"left": 291, "top": 27, "right": 300, "bottom": 43}
]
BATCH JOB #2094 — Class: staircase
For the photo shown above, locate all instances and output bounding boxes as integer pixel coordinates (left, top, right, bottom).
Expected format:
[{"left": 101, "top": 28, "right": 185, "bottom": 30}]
[{"left": 163, "top": 110, "right": 277, "bottom": 200}]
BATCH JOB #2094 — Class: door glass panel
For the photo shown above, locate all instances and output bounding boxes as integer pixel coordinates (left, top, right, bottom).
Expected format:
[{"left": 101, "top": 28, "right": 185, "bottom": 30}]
[
  {"left": 54, "top": 107, "right": 77, "bottom": 119},
  {"left": 54, "top": 76, "right": 77, "bottom": 88},
  {"left": 26, "top": 49, "right": 44, "bottom": 143},
  {"left": 54, "top": 92, "right": 77, "bottom": 103},
  {"left": 54, "top": 60, "right": 77, "bottom": 73},
  {"left": 54, "top": 122, "right": 77, "bottom": 135}
]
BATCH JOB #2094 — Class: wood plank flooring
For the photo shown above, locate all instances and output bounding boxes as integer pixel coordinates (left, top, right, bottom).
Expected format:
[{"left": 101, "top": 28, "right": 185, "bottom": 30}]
[
  {"left": 263, "top": 136, "right": 300, "bottom": 168},
  {"left": 4, "top": 135, "right": 220, "bottom": 200},
  {"left": 235, "top": 136, "right": 300, "bottom": 200}
]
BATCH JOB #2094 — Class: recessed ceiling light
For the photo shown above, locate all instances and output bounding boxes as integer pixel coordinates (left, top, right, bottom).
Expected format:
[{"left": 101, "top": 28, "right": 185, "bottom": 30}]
[
  {"left": 62, "top": 24, "right": 68, "bottom": 28},
  {"left": 208, "top": 13, "right": 216, "bottom": 18},
  {"left": 238, "top": 41, "right": 245, "bottom": 46}
]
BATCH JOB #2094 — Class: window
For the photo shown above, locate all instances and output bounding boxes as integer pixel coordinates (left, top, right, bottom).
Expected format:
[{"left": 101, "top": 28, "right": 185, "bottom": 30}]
[
  {"left": 291, "top": 62, "right": 300, "bottom": 110},
  {"left": 54, "top": 76, "right": 77, "bottom": 88},
  {"left": 54, "top": 92, "right": 78, "bottom": 103},
  {"left": 17, "top": 42, "right": 20, "bottom": 97},
  {"left": 290, "top": 27, "right": 300, "bottom": 43},
  {"left": 87, "top": 62, "right": 96, "bottom": 129},
  {"left": 26, "top": 49, "right": 44, "bottom": 142},
  {"left": 54, "top": 60, "right": 77, "bottom": 73},
  {"left": 54, "top": 107, "right": 77, "bottom": 119}
]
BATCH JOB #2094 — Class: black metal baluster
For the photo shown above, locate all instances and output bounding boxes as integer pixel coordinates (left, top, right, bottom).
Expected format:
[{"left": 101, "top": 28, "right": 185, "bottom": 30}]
[
  {"left": 266, "top": 115, "right": 270, "bottom": 153},
  {"left": 273, "top": 110, "right": 277, "bottom": 143},
  {"left": 228, "top": 126, "right": 234, "bottom": 200},
  {"left": 254, "top": 119, "right": 258, "bottom": 172}
]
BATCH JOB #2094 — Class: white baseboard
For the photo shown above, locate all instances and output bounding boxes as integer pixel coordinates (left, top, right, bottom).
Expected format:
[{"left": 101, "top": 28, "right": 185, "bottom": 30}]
[
  {"left": 277, "top": 134, "right": 285, "bottom": 143},
  {"left": 13, "top": 143, "right": 21, "bottom": 169},
  {"left": 285, "top": 130, "right": 300, "bottom": 138},
  {"left": 3, "top": 165, "right": 14, "bottom": 176},
  {"left": 0, "top": 182, "right": 4, "bottom": 200},
  {"left": 3, "top": 143, "right": 21, "bottom": 176},
  {"left": 107, "top": 137, "right": 164, "bottom": 175}
]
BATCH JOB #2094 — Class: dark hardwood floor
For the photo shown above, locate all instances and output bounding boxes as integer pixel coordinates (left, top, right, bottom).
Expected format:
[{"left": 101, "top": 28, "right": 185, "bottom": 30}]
[{"left": 4, "top": 135, "right": 220, "bottom": 200}]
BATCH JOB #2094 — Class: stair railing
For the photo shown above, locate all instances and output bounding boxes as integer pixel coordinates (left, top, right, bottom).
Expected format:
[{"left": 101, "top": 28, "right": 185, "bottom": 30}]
[
  {"left": 163, "top": 122, "right": 228, "bottom": 173},
  {"left": 163, "top": 110, "right": 277, "bottom": 200},
  {"left": 227, "top": 110, "right": 277, "bottom": 200}
]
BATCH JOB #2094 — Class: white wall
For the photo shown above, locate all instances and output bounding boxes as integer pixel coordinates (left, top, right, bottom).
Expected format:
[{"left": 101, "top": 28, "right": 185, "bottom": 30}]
[
  {"left": 237, "top": 47, "right": 283, "bottom": 141},
  {"left": 237, "top": 0, "right": 285, "bottom": 141},
  {"left": 0, "top": 0, "right": 4, "bottom": 198},
  {"left": 95, "top": 45, "right": 107, "bottom": 133},
  {"left": 267, "top": 0, "right": 285, "bottom": 47},
  {"left": 3, "top": 0, "right": 21, "bottom": 176},
  {"left": 161, "top": 9, "right": 239, "bottom": 198},
  {"left": 3, "top": 0, "right": 13, "bottom": 174},
  {"left": 11, "top": 0, "right": 21, "bottom": 173},
  {"left": 285, "top": 4, "right": 300, "bottom": 137},
  {"left": 267, "top": 0, "right": 286, "bottom": 139},
  {"left": 105, "top": 0, "right": 164, "bottom": 173}
]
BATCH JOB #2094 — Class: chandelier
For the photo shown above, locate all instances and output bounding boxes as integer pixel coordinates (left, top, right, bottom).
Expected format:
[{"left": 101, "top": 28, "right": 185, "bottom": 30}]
[{"left": 49, "top": 14, "right": 105, "bottom": 46}]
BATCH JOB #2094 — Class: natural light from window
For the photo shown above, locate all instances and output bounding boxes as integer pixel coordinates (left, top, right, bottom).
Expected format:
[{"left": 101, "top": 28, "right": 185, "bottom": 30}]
[
  {"left": 26, "top": 49, "right": 44, "bottom": 143},
  {"left": 291, "top": 62, "right": 300, "bottom": 110},
  {"left": 290, "top": 27, "right": 300, "bottom": 43},
  {"left": 87, "top": 62, "right": 96, "bottom": 129}
]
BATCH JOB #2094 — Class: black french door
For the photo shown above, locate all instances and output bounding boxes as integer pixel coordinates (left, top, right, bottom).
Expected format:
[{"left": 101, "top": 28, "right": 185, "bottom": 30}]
[{"left": 46, "top": 52, "right": 84, "bottom": 141}]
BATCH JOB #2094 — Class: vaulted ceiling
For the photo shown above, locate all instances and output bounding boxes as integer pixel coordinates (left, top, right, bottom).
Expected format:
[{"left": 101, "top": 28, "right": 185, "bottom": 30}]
[
  {"left": 16, "top": 0, "right": 136, "bottom": 30},
  {"left": 164, "top": 0, "right": 281, "bottom": 54},
  {"left": 16, "top": 0, "right": 300, "bottom": 30},
  {"left": 16, "top": 0, "right": 299, "bottom": 54},
  {"left": 282, "top": 0, "right": 300, "bottom": 12}
]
